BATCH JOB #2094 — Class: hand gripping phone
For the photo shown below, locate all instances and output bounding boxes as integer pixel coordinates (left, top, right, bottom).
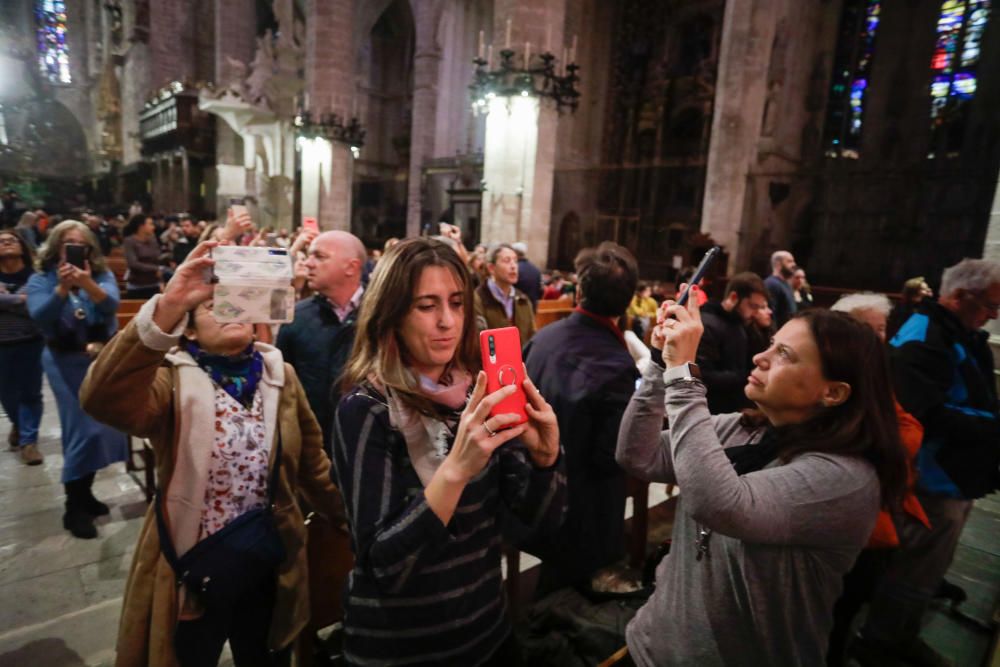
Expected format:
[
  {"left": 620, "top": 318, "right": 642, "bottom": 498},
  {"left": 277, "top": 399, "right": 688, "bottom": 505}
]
[
  {"left": 64, "top": 243, "right": 89, "bottom": 269},
  {"left": 677, "top": 245, "right": 721, "bottom": 306},
  {"left": 479, "top": 327, "right": 528, "bottom": 427}
]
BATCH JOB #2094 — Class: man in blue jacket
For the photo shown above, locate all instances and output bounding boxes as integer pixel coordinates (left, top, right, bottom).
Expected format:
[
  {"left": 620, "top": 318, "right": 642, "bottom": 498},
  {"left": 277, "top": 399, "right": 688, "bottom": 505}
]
[
  {"left": 857, "top": 258, "right": 1000, "bottom": 666},
  {"left": 277, "top": 230, "right": 366, "bottom": 452}
]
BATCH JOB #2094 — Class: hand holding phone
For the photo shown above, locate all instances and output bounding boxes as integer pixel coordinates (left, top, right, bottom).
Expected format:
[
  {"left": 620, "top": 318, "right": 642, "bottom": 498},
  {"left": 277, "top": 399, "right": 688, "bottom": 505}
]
[
  {"left": 676, "top": 246, "right": 721, "bottom": 307},
  {"left": 64, "top": 243, "right": 89, "bottom": 269},
  {"left": 479, "top": 327, "right": 528, "bottom": 427},
  {"left": 302, "top": 216, "right": 319, "bottom": 234}
]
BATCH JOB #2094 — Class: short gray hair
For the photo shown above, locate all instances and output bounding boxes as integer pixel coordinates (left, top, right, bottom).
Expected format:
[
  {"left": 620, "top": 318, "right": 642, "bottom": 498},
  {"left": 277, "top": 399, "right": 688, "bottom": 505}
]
[
  {"left": 831, "top": 293, "right": 892, "bottom": 317},
  {"left": 770, "top": 250, "right": 792, "bottom": 269},
  {"left": 939, "top": 258, "right": 1000, "bottom": 297}
]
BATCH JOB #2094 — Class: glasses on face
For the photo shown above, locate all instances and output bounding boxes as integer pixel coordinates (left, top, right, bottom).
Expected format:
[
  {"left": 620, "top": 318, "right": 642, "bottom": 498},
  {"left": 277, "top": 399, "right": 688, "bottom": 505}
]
[
  {"left": 0, "top": 237, "right": 19, "bottom": 246},
  {"left": 969, "top": 292, "right": 1000, "bottom": 313}
]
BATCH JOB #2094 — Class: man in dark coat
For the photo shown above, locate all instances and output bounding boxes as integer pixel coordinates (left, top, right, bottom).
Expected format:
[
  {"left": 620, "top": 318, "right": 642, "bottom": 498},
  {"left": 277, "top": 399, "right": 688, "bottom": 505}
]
[
  {"left": 513, "top": 241, "right": 542, "bottom": 307},
  {"left": 857, "top": 258, "right": 1000, "bottom": 666},
  {"left": 764, "top": 249, "right": 797, "bottom": 328},
  {"left": 697, "top": 272, "right": 770, "bottom": 414},
  {"left": 277, "top": 230, "right": 366, "bottom": 452},
  {"left": 523, "top": 241, "right": 639, "bottom": 595}
]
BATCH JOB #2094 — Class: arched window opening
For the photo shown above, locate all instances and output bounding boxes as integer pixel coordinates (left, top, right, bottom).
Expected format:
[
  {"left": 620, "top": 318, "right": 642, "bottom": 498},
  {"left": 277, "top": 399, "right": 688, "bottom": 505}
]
[
  {"left": 927, "top": 0, "right": 992, "bottom": 158},
  {"left": 35, "top": 0, "right": 71, "bottom": 84},
  {"left": 822, "top": 1, "right": 882, "bottom": 158}
]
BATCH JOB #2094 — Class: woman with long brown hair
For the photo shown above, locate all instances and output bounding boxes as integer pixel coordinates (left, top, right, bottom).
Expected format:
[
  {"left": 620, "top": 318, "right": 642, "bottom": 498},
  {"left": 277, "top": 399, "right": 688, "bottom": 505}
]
[
  {"left": 26, "top": 220, "right": 127, "bottom": 539},
  {"left": 616, "top": 288, "right": 907, "bottom": 666},
  {"left": 332, "top": 237, "right": 566, "bottom": 665}
]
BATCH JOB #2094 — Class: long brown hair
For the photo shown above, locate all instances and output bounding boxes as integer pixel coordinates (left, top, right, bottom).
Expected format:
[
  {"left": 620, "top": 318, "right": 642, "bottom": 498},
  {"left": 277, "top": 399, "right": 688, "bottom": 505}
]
[
  {"left": 748, "top": 310, "right": 907, "bottom": 509},
  {"left": 341, "top": 237, "right": 478, "bottom": 415},
  {"left": 36, "top": 220, "right": 108, "bottom": 274}
]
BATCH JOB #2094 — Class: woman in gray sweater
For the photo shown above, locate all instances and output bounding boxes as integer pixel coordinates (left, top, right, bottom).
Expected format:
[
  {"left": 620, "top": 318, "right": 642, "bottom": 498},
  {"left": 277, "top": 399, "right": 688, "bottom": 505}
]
[{"left": 616, "top": 288, "right": 906, "bottom": 666}]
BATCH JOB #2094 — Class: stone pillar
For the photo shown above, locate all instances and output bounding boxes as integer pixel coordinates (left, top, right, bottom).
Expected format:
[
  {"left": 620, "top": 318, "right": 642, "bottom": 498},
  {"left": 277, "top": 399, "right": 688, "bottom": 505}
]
[
  {"left": 406, "top": 0, "right": 446, "bottom": 238},
  {"left": 983, "top": 172, "right": 1000, "bottom": 357},
  {"left": 479, "top": 0, "right": 565, "bottom": 266},
  {"left": 700, "top": 0, "right": 777, "bottom": 271},
  {"left": 305, "top": 0, "right": 355, "bottom": 231}
]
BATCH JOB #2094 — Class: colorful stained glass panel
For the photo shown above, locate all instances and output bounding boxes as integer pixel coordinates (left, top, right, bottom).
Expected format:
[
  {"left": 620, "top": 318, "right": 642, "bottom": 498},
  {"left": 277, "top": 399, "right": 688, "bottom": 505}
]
[{"left": 35, "top": 0, "right": 71, "bottom": 84}]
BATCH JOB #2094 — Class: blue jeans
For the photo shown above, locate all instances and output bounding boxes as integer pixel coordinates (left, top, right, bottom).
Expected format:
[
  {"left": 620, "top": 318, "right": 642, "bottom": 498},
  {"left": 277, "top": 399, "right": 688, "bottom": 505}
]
[{"left": 0, "top": 338, "right": 45, "bottom": 445}]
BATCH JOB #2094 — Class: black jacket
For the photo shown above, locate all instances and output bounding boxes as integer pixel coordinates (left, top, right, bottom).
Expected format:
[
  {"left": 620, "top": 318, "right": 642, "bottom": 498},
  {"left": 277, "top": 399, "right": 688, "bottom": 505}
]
[
  {"left": 276, "top": 294, "right": 360, "bottom": 452},
  {"left": 891, "top": 300, "right": 1000, "bottom": 499},
  {"left": 523, "top": 312, "right": 638, "bottom": 590},
  {"left": 697, "top": 301, "right": 753, "bottom": 414}
]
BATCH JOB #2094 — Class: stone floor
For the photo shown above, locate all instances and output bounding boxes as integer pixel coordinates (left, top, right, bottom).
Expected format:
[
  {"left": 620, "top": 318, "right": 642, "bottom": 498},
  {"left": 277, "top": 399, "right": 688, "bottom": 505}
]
[{"left": 0, "top": 379, "right": 995, "bottom": 666}]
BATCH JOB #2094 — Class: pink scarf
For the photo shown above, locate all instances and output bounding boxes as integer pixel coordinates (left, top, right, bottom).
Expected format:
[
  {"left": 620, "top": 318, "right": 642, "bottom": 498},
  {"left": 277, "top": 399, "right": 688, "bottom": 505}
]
[{"left": 384, "top": 369, "right": 473, "bottom": 486}]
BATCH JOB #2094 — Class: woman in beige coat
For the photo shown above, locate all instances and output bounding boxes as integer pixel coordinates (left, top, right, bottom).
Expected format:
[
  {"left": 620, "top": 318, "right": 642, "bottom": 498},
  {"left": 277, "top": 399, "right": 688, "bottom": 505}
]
[{"left": 81, "top": 240, "right": 346, "bottom": 667}]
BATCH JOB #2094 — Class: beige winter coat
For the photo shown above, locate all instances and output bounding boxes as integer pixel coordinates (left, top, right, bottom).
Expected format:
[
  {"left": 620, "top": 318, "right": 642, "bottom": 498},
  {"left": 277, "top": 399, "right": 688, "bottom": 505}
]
[{"left": 80, "top": 296, "right": 346, "bottom": 667}]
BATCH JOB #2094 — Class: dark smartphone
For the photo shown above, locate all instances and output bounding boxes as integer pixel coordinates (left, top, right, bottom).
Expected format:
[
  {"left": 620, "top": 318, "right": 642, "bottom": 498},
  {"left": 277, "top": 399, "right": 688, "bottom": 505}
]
[
  {"left": 479, "top": 327, "right": 528, "bottom": 427},
  {"left": 677, "top": 246, "right": 721, "bottom": 306},
  {"left": 64, "top": 243, "right": 89, "bottom": 269}
]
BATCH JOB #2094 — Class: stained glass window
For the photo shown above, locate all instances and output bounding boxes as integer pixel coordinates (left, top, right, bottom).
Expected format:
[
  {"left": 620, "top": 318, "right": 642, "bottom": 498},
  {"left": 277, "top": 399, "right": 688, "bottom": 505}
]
[
  {"left": 823, "top": 0, "right": 883, "bottom": 158},
  {"left": 928, "top": 0, "right": 991, "bottom": 156},
  {"left": 35, "top": 0, "right": 71, "bottom": 84}
]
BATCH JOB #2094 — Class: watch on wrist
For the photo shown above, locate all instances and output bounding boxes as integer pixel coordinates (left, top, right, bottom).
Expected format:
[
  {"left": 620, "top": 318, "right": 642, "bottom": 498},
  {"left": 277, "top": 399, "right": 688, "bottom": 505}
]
[{"left": 664, "top": 362, "right": 702, "bottom": 385}]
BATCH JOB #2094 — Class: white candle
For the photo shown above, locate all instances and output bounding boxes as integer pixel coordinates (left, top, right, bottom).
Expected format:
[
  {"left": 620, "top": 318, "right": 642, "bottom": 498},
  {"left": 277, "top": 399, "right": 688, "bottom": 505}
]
[
  {"left": 505, "top": 18, "right": 512, "bottom": 49},
  {"left": 525, "top": 41, "right": 531, "bottom": 67},
  {"left": 487, "top": 44, "right": 493, "bottom": 69},
  {"left": 304, "top": 92, "right": 310, "bottom": 110},
  {"left": 478, "top": 30, "right": 485, "bottom": 59}
]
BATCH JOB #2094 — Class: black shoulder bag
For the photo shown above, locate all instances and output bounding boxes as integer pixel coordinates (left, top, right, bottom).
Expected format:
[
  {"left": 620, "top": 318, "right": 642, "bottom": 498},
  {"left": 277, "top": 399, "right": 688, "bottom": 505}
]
[{"left": 154, "top": 432, "right": 287, "bottom": 608}]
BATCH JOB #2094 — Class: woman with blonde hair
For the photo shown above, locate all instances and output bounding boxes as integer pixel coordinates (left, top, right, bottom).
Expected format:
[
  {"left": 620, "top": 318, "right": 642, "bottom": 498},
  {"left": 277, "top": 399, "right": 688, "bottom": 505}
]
[
  {"left": 332, "top": 237, "right": 566, "bottom": 665},
  {"left": 26, "top": 220, "right": 127, "bottom": 539}
]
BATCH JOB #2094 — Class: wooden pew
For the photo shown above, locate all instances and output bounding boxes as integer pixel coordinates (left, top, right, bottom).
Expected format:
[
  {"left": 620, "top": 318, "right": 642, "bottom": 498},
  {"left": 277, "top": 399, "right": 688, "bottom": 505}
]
[{"left": 535, "top": 297, "right": 574, "bottom": 330}]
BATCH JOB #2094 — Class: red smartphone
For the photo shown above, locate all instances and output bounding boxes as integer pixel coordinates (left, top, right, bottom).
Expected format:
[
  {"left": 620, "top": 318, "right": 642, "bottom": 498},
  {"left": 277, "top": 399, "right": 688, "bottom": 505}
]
[{"left": 479, "top": 327, "right": 528, "bottom": 427}]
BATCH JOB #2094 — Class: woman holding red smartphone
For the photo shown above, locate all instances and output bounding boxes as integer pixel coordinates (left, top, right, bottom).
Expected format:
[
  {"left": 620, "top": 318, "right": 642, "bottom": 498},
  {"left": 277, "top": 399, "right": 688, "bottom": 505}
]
[{"left": 333, "top": 237, "right": 566, "bottom": 666}]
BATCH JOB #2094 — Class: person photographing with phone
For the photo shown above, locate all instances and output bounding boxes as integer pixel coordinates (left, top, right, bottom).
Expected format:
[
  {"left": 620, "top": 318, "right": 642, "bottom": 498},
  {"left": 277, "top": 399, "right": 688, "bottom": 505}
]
[
  {"left": 26, "top": 220, "right": 128, "bottom": 539},
  {"left": 615, "top": 284, "right": 907, "bottom": 666},
  {"left": 332, "top": 237, "right": 566, "bottom": 665}
]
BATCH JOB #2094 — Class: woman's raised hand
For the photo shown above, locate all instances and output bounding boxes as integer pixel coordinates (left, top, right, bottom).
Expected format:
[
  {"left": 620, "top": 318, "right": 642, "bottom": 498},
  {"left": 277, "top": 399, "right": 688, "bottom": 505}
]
[
  {"left": 658, "top": 284, "right": 704, "bottom": 367},
  {"left": 519, "top": 371, "right": 560, "bottom": 468},
  {"left": 153, "top": 241, "right": 217, "bottom": 332},
  {"left": 442, "top": 372, "right": 526, "bottom": 484}
]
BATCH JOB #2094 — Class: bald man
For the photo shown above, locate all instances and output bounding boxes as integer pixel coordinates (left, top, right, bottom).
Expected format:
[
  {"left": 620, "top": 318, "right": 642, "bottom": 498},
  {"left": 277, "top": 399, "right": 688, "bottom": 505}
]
[{"left": 277, "top": 230, "right": 367, "bottom": 451}]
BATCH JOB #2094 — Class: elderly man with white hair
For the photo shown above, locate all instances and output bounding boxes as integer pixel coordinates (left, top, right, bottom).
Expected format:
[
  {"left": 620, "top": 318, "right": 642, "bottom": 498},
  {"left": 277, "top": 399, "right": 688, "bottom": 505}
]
[{"left": 853, "top": 258, "right": 1000, "bottom": 667}]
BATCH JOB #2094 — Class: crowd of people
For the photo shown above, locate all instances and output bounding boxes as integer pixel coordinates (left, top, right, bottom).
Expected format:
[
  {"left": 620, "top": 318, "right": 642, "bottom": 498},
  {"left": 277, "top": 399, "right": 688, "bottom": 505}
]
[{"left": 1, "top": 201, "right": 998, "bottom": 667}]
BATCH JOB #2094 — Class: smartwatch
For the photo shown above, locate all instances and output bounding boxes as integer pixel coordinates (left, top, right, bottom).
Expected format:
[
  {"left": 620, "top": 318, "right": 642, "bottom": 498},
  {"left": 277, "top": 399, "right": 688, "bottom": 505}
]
[{"left": 664, "top": 362, "right": 702, "bottom": 385}]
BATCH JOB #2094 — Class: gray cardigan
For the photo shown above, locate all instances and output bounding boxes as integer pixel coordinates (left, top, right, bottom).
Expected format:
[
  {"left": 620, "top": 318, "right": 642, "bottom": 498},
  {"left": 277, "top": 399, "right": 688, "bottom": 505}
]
[{"left": 616, "top": 361, "right": 879, "bottom": 667}]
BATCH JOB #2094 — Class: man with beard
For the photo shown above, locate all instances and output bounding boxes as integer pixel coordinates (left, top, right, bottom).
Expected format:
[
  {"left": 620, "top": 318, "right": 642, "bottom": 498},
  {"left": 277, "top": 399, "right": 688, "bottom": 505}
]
[{"left": 764, "top": 250, "right": 797, "bottom": 328}]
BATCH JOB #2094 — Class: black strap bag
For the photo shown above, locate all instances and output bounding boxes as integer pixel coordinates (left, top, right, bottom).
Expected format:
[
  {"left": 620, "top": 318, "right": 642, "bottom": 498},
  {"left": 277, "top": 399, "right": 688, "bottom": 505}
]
[{"left": 154, "top": 432, "right": 287, "bottom": 608}]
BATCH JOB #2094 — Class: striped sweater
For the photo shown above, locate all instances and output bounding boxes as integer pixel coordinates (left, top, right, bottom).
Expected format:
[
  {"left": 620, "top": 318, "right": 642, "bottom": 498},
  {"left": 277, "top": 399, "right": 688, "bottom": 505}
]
[{"left": 332, "top": 383, "right": 567, "bottom": 666}]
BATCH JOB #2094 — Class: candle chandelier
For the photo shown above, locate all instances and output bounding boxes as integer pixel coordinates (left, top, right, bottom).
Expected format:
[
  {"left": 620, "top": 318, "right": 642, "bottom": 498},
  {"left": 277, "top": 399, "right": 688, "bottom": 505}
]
[
  {"left": 470, "top": 23, "right": 581, "bottom": 114},
  {"left": 294, "top": 110, "right": 366, "bottom": 148}
]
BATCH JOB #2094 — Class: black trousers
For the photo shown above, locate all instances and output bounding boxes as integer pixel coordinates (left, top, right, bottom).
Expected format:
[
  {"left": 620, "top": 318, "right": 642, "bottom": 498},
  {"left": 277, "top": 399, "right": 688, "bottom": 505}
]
[{"left": 173, "top": 580, "right": 290, "bottom": 667}]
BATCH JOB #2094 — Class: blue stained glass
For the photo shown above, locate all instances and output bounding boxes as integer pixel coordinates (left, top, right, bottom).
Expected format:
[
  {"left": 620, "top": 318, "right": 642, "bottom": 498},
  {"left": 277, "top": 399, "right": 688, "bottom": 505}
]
[
  {"left": 952, "top": 74, "right": 977, "bottom": 97},
  {"left": 824, "top": 0, "right": 883, "bottom": 155},
  {"left": 34, "top": 0, "right": 71, "bottom": 84}
]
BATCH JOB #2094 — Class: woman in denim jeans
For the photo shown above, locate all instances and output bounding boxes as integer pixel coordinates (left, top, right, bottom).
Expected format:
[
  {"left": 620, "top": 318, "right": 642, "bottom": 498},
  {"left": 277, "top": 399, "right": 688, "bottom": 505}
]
[{"left": 0, "top": 229, "right": 44, "bottom": 465}]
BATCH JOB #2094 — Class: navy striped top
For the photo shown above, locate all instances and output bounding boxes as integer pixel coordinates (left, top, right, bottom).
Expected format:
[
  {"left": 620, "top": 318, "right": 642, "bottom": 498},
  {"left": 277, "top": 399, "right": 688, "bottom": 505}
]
[{"left": 332, "top": 383, "right": 567, "bottom": 666}]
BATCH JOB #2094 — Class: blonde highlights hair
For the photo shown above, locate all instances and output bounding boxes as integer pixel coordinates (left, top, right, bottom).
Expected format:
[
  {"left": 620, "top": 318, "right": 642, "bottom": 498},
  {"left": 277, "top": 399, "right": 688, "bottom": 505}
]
[
  {"left": 36, "top": 220, "right": 108, "bottom": 274},
  {"left": 341, "top": 237, "right": 478, "bottom": 414}
]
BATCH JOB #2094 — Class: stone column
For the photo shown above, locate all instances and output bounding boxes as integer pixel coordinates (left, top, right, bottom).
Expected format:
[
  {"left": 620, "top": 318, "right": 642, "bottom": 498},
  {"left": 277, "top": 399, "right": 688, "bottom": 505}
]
[
  {"left": 478, "top": 0, "right": 565, "bottom": 266},
  {"left": 406, "top": 0, "right": 446, "bottom": 238},
  {"left": 983, "top": 171, "right": 1000, "bottom": 356},
  {"left": 700, "top": 0, "right": 777, "bottom": 270},
  {"left": 306, "top": 0, "right": 355, "bottom": 231}
]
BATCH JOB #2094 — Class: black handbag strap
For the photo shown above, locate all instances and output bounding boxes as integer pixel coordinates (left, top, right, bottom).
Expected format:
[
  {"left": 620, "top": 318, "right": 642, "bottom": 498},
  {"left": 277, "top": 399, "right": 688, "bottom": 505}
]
[{"left": 155, "top": 427, "right": 283, "bottom": 575}]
